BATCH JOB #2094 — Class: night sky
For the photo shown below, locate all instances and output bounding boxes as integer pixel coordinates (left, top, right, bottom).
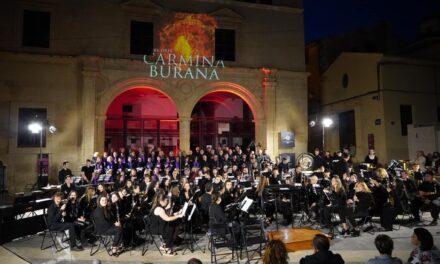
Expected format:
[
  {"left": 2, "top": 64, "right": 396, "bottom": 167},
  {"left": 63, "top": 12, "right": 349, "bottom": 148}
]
[{"left": 304, "top": 0, "right": 440, "bottom": 44}]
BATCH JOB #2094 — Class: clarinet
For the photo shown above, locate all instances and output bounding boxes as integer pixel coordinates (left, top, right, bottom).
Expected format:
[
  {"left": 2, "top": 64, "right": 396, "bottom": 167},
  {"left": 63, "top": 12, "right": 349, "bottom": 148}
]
[
  {"left": 352, "top": 193, "right": 357, "bottom": 213},
  {"left": 115, "top": 203, "right": 121, "bottom": 223}
]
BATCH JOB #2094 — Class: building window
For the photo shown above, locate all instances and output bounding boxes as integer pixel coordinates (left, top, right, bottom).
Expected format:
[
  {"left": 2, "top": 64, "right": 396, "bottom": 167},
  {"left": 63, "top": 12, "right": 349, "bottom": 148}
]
[
  {"left": 215, "top": 29, "right": 235, "bottom": 61},
  {"left": 400, "top": 105, "right": 413, "bottom": 136},
  {"left": 130, "top": 20, "right": 154, "bottom": 55},
  {"left": 17, "top": 108, "right": 47, "bottom": 148},
  {"left": 22, "top": 10, "right": 50, "bottom": 48}
]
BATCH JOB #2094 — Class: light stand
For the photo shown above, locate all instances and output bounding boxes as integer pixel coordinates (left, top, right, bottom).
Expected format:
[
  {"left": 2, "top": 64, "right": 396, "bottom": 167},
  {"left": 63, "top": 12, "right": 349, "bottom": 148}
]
[{"left": 28, "top": 119, "right": 56, "bottom": 189}]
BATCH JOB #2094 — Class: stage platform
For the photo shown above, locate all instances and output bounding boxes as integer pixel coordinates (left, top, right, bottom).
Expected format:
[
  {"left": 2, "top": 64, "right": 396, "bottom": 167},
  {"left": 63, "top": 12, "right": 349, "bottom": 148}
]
[{"left": 267, "top": 227, "right": 326, "bottom": 252}]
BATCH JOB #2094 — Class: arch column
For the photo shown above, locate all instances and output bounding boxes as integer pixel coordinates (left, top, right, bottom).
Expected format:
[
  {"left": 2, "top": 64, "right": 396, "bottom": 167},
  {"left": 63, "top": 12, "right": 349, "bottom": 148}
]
[
  {"left": 179, "top": 116, "right": 191, "bottom": 154},
  {"left": 81, "top": 59, "right": 99, "bottom": 162},
  {"left": 95, "top": 115, "right": 106, "bottom": 153},
  {"left": 255, "top": 118, "right": 267, "bottom": 150},
  {"left": 264, "top": 77, "right": 277, "bottom": 157}
]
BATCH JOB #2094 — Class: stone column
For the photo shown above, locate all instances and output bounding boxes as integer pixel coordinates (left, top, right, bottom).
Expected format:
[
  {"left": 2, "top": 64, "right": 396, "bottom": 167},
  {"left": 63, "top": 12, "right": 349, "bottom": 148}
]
[
  {"left": 264, "top": 74, "right": 277, "bottom": 157},
  {"left": 95, "top": 115, "right": 106, "bottom": 153},
  {"left": 179, "top": 116, "right": 191, "bottom": 154},
  {"left": 81, "top": 57, "right": 99, "bottom": 161},
  {"left": 254, "top": 118, "right": 267, "bottom": 150}
]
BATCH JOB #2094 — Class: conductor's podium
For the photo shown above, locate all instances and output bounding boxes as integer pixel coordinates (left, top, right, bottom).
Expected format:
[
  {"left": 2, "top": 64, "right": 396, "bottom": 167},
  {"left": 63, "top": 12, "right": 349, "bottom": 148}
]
[{"left": 267, "top": 227, "right": 326, "bottom": 252}]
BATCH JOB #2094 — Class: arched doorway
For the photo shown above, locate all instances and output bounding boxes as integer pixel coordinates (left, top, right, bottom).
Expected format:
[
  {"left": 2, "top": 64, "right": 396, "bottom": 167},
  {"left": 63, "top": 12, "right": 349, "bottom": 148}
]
[
  {"left": 105, "top": 87, "right": 179, "bottom": 152},
  {"left": 190, "top": 91, "right": 255, "bottom": 149}
]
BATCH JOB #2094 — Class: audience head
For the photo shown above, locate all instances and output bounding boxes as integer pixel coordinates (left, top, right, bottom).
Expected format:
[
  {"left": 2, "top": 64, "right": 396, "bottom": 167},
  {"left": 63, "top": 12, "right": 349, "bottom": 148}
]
[
  {"left": 187, "top": 258, "right": 202, "bottom": 264},
  {"left": 211, "top": 192, "right": 222, "bottom": 205},
  {"left": 374, "top": 234, "right": 394, "bottom": 255},
  {"left": 205, "top": 182, "right": 213, "bottom": 193},
  {"left": 263, "top": 240, "right": 288, "bottom": 264},
  {"left": 412, "top": 228, "right": 434, "bottom": 251},
  {"left": 312, "top": 234, "right": 330, "bottom": 252}
]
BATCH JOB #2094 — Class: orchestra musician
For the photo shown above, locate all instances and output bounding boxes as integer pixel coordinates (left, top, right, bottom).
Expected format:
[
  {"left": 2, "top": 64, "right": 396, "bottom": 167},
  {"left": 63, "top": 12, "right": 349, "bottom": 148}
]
[
  {"left": 369, "top": 176, "right": 394, "bottom": 231},
  {"left": 149, "top": 192, "right": 184, "bottom": 256},
  {"left": 65, "top": 190, "right": 89, "bottom": 246},
  {"left": 92, "top": 195, "right": 123, "bottom": 256},
  {"left": 209, "top": 192, "right": 227, "bottom": 227},
  {"left": 78, "top": 186, "right": 96, "bottom": 221},
  {"left": 364, "top": 149, "right": 378, "bottom": 167},
  {"left": 60, "top": 175, "right": 76, "bottom": 199},
  {"left": 320, "top": 176, "right": 346, "bottom": 228},
  {"left": 412, "top": 171, "right": 439, "bottom": 226},
  {"left": 339, "top": 182, "right": 373, "bottom": 237},
  {"left": 47, "top": 192, "right": 84, "bottom": 251}
]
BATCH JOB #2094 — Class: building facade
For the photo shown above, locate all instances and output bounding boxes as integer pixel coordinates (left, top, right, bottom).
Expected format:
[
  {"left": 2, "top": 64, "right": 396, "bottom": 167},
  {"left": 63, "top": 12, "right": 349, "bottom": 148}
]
[
  {"left": 321, "top": 52, "right": 440, "bottom": 164},
  {"left": 0, "top": 0, "right": 308, "bottom": 192}
]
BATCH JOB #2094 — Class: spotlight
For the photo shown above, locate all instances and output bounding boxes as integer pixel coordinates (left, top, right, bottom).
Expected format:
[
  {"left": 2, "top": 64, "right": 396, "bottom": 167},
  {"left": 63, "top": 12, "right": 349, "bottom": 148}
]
[
  {"left": 28, "top": 122, "right": 43, "bottom": 134},
  {"left": 322, "top": 117, "right": 333, "bottom": 128},
  {"left": 49, "top": 125, "right": 57, "bottom": 134}
]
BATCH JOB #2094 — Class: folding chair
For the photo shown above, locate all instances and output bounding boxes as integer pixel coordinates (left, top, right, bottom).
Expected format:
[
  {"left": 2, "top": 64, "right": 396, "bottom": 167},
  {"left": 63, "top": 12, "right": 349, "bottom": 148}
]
[
  {"left": 141, "top": 214, "right": 164, "bottom": 256},
  {"left": 208, "top": 223, "right": 240, "bottom": 264},
  {"left": 40, "top": 212, "right": 69, "bottom": 253},
  {"left": 239, "top": 218, "right": 266, "bottom": 262},
  {"left": 89, "top": 217, "right": 114, "bottom": 256}
]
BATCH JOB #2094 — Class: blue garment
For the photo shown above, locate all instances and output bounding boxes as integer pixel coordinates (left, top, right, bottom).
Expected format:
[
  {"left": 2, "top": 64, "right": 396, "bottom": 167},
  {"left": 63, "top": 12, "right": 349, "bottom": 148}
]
[{"left": 365, "top": 255, "right": 402, "bottom": 264}]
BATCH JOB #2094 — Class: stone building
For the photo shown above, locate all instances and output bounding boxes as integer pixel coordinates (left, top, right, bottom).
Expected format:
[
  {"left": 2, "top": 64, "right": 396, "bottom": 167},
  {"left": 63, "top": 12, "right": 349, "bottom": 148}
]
[{"left": 0, "top": 0, "right": 307, "bottom": 192}]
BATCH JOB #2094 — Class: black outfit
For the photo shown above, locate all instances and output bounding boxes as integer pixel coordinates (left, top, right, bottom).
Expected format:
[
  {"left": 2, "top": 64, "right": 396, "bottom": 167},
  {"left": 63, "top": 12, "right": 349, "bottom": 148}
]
[
  {"left": 58, "top": 168, "right": 73, "bottom": 184},
  {"left": 47, "top": 202, "right": 77, "bottom": 247},
  {"left": 92, "top": 207, "right": 123, "bottom": 247},
  {"left": 150, "top": 206, "right": 177, "bottom": 248},
  {"left": 209, "top": 203, "right": 227, "bottom": 227},
  {"left": 413, "top": 181, "right": 440, "bottom": 221},
  {"left": 364, "top": 155, "right": 378, "bottom": 166},
  {"left": 300, "top": 250, "right": 345, "bottom": 264},
  {"left": 81, "top": 165, "right": 95, "bottom": 181},
  {"left": 60, "top": 183, "right": 76, "bottom": 198},
  {"left": 371, "top": 184, "right": 395, "bottom": 230},
  {"left": 65, "top": 200, "right": 89, "bottom": 243},
  {"left": 321, "top": 190, "right": 346, "bottom": 227},
  {"left": 78, "top": 196, "right": 96, "bottom": 220},
  {"left": 339, "top": 192, "right": 372, "bottom": 228}
]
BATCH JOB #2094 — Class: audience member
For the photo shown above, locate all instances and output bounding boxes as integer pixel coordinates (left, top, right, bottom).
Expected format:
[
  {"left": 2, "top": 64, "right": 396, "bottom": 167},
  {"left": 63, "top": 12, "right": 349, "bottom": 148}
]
[
  {"left": 263, "top": 239, "right": 289, "bottom": 264},
  {"left": 300, "top": 234, "right": 344, "bottom": 264},
  {"left": 366, "top": 234, "right": 402, "bottom": 264},
  {"left": 407, "top": 228, "right": 440, "bottom": 264}
]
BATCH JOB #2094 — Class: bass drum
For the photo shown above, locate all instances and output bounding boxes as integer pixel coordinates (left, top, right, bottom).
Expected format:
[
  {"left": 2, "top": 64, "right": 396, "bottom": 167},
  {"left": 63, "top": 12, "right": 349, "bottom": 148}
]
[{"left": 296, "top": 153, "right": 315, "bottom": 171}]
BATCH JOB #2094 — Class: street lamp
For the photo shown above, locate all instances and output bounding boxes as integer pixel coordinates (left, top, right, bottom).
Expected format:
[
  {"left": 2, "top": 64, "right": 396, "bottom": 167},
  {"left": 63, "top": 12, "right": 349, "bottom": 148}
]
[
  {"left": 321, "top": 117, "right": 333, "bottom": 151},
  {"left": 28, "top": 119, "right": 56, "bottom": 188}
]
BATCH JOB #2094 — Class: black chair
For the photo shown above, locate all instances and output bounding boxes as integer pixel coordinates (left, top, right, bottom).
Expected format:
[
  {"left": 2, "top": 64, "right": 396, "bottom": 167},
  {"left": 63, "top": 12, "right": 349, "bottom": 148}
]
[
  {"left": 40, "top": 212, "right": 69, "bottom": 253},
  {"left": 239, "top": 218, "right": 266, "bottom": 262},
  {"left": 208, "top": 223, "right": 240, "bottom": 264},
  {"left": 141, "top": 214, "right": 164, "bottom": 256},
  {"left": 89, "top": 217, "right": 114, "bottom": 256}
]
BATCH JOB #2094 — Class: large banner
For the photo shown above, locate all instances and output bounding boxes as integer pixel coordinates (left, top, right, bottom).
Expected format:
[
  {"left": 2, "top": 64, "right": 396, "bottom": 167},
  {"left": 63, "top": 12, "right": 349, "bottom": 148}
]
[{"left": 144, "top": 13, "right": 225, "bottom": 80}]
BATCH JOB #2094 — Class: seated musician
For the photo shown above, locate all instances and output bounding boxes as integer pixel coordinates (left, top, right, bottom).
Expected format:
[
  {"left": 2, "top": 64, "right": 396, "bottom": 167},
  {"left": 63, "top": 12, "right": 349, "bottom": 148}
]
[
  {"left": 150, "top": 192, "right": 184, "bottom": 256},
  {"left": 397, "top": 170, "right": 418, "bottom": 219},
  {"left": 60, "top": 175, "right": 76, "bottom": 199},
  {"left": 180, "top": 182, "right": 193, "bottom": 204},
  {"left": 268, "top": 168, "right": 281, "bottom": 185},
  {"left": 320, "top": 176, "right": 346, "bottom": 228},
  {"left": 220, "top": 180, "right": 235, "bottom": 209},
  {"left": 369, "top": 176, "right": 394, "bottom": 231},
  {"left": 339, "top": 182, "right": 373, "bottom": 236},
  {"left": 140, "top": 175, "right": 151, "bottom": 193},
  {"left": 47, "top": 192, "right": 84, "bottom": 251},
  {"left": 92, "top": 195, "right": 123, "bottom": 256},
  {"left": 307, "top": 175, "right": 323, "bottom": 221},
  {"left": 255, "top": 175, "right": 275, "bottom": 224},
  {"left": 96, "top": 183, "right": 108, "bottom": 197},
  {"left": 65, "top": 190, "right": 89, "bottom": 245},
  {"left": 113, "top": 171, "right": 126, "bottom": 190},
  {"left": 413, "top": 171, "right": 439, "bottom": 226},
  {"left": 209, "top": 192, "right": 227, "bottom": 228},
  {"left": 78, "top": 186, "right": 96, "bottom": 221}
]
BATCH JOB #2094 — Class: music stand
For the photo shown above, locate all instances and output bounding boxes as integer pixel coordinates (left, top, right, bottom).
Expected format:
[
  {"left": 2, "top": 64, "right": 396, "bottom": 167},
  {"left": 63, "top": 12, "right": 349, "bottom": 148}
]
[
  {"left": 182, "top": 204, "right": 205, "bottom": 255},
  {"left": 72, "top": 176, "right": 83, "bottom": 186},
  {"left": 98, "top": 174, "right": 106, "bottom": 183}
]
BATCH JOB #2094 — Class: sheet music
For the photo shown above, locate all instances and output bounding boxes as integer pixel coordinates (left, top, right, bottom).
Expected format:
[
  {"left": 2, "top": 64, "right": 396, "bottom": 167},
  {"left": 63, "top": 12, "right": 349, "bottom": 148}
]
[
  {"left": 188, "top": 205, "right": 196, "bottom": 221},
  {"left": 181, "top": 202, "right": 189, "bottom": 215},
  {"left": 240, "top": 196, "right": 253, "bottom": 213}
]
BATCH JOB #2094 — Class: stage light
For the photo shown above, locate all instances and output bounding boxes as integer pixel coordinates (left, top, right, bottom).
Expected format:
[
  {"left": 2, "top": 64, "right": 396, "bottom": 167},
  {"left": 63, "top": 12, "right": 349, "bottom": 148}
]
[
  {"left": 48, "top": 125, "right": 57, "bottom": 134},
  {"left": 322, "top": 117, "right": 333, "bottom": 128},
  {"left": 28, "top": 122, "right": 42, "bottom": 134}
]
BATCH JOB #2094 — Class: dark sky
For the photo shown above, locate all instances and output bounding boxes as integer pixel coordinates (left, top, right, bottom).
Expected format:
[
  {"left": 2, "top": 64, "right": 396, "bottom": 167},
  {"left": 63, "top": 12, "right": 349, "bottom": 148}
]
[{"left": 303, "top": 0, "right": 440, "bottom": 44}]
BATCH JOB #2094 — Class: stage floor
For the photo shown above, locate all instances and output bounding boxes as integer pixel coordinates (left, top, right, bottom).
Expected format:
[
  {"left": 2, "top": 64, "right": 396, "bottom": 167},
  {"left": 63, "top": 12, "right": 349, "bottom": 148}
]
[{"left": 1, "top": 215, "right": 439, "bottom": 264}]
